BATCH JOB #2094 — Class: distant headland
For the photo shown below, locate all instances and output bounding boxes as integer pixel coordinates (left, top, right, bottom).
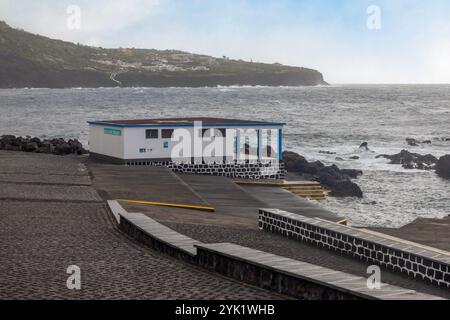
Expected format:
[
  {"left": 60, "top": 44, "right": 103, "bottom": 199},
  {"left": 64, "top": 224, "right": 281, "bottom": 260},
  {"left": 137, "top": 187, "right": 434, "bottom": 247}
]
[{"left": 0, "top": 21, "right": 327, "bottom": 88}]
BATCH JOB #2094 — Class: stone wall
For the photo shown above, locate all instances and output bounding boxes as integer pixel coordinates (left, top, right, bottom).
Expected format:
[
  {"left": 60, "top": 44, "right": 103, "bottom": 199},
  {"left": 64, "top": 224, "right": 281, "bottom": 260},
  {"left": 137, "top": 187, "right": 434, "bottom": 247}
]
[
  {"left": 259, "top": 209, "right": 450, "bottom": 289},
  {"left": 126, "top": 160, "right": 286, "bottom": 180},
  {"left": 107, "top": 201, "right": 443, "bottom": 300},
  {"left": 118, "top": 215, "right": 198, "bottom": 264},
  {"left": 195, "top": 244, "right": 360, "bottom": 300}
]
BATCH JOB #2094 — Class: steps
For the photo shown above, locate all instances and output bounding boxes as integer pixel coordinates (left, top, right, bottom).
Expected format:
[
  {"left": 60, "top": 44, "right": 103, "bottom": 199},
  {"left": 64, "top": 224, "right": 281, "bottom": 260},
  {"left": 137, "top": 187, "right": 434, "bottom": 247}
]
[
  {"left": 283, "top": 183, "right": 328, "bottom": 201},
  {"left": 234, "top": 179, "right": 328, "bottom": 201}
]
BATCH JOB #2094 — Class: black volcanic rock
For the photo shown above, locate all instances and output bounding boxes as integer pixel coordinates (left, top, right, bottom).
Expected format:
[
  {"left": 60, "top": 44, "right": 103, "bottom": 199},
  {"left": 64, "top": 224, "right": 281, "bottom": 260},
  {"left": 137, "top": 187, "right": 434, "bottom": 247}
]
[
  {"left": 377, "top": 150, "right": 438, "bottom": 170},
  {"left": 0, "top": 20, "right": 327, "bottom": 88},
  {"left": 23, "top": 141, "right": 38, "bottom": 152},
  {"left": 406, "top": 138, "right": 419, "bottom": 146},
  {"left": 436, "top": 155, "right": 450, "bottom": 179},
  {"left": 318, "top": 175, "right": 363, "bottom": 198},
  {"left": 406, "top": 138, "right": 432, "bottom": 147},
  {"left": 340, "top": 169, "right": 363, "bottom": 179},
  {"left": 406, "top": 138, "right": 432, "bottom": 146},
  {"left": 0, "top": 135, "right": 87, "bottom": 156},
  {"left": 359, "top": 142, "right": 369, "bottom": 150},
  {"left": 283, "top": 151, "right": 363, "bottom": 198},
  {"left": 283, "top": 151, "right": 309, "bottom": 172}
]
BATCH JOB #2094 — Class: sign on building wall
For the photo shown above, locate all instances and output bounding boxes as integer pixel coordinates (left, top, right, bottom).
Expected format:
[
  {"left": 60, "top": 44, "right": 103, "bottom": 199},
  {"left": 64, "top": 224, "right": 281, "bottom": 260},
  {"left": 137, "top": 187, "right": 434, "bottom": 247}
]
[{"left": 104, "top": 128, "right": 122, "bottom": 136}]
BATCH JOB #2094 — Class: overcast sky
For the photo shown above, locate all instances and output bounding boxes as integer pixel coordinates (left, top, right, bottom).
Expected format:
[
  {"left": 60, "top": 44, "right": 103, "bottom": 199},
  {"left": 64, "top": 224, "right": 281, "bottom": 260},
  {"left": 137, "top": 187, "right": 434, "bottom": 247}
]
[{"left": 1, "top": 0, "right": 450, "bottom": 84}]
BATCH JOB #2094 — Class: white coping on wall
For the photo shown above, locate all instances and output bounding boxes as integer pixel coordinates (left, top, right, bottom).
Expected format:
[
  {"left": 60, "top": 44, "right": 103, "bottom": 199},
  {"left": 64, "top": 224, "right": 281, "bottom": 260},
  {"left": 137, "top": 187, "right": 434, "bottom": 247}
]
[
  {"left": 106, "top": 201, "right": 446, "bottom": 300},
  {"left": 195, "top": 243, "right": 444, "bottom": 300},
  {"left": 107, "top": 200, "right": 125, "bottom": 224},
  {"left": 261, "top": 208, "right": 450, "bottom": 263},
  {"left": 108, "top": 200, "right": 200, "bottom": 256},
  {"left": 259, "top": 208, "right": 450, "bottom": 288},
  {"left": 359, "top": 228, "right": 450, "bottom": 257}
]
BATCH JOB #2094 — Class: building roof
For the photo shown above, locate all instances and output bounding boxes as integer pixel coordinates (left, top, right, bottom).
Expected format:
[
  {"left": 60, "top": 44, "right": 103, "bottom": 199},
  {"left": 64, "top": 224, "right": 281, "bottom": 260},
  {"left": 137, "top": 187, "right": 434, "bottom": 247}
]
[{"left": 88, "top": 117, "right": 286, "bottom": 128}]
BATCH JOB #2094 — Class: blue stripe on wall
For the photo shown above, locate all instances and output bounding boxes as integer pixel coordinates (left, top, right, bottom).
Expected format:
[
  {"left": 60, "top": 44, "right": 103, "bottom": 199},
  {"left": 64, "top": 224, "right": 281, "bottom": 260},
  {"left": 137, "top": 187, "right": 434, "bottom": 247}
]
[
  {"left": 88, "top": 121, "right": 286, "bottom": 128},
  {"left": 278, "top": 128, "right": 283, "bottom": 161}
]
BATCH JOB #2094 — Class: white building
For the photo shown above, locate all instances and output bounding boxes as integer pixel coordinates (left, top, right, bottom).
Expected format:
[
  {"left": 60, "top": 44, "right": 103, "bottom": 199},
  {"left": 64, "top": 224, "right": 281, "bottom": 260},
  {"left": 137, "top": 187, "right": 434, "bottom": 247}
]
[{"left": 87, "top": 118, "right": 285, "bottom": 166}]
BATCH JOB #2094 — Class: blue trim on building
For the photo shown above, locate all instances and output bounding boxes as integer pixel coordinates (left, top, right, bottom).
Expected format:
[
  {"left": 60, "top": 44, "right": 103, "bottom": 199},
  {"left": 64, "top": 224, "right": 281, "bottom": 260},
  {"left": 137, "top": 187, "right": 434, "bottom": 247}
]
[
  {"left": 235, "top": 130, "right": 241, "bottom": 161},
  {"left": 87, "top": 121, "right": 286, "bottom": 128},
  {"left": 278, "top": 128, "right": 283, "bottom": 161},
  {"left": 257, "top": 129, "right": 263, "bottom": 160}
]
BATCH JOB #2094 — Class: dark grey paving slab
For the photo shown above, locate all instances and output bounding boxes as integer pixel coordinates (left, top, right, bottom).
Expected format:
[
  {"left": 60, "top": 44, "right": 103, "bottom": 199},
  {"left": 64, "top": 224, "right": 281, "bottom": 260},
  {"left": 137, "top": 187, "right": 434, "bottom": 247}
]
[
  {"left": 0, "top": 151, "right": 88, "bottom": 176},
  {"left": 87, "top": 161, "right": 208, "bottom": 207},
  {"left": 0, "top": 152, "right": 284, "bottom": 300},
  {"left": 0, "top": 183, "right": 102, "bottom": 202},
  {"left": 0, "top": 173, "right": 92, "bottom": 185},
  {"left": 177, "top": 174, "right": 264, "bottom": 217},
  {"left": 0, "top": 200, "right": 284, "bottom": 300}
]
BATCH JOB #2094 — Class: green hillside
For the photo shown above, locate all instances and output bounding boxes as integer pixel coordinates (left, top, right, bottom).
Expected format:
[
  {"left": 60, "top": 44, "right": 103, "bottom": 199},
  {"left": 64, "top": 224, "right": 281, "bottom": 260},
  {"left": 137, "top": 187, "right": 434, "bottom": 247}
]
[{"left": 0, "top": 21, "right": 327, "bottom": 88}]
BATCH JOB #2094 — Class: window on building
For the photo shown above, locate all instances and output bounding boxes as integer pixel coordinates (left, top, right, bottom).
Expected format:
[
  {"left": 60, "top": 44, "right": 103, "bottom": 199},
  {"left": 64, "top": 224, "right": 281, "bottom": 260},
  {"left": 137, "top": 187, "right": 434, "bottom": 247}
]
[
  {"left": 161, "top": 129, "right": 174, "bottom": 139},
  {"left": 218, "top": 128, "right": 226, "bottom": 137},
  {"left": 202, "top": 128, "right": 227, "bottom": 137},
  {"left": 104, "top": 128, "right": 122, "bottom": 136},
  {"left": 146, "top": 129, "right": 158, "bottom": 139}
]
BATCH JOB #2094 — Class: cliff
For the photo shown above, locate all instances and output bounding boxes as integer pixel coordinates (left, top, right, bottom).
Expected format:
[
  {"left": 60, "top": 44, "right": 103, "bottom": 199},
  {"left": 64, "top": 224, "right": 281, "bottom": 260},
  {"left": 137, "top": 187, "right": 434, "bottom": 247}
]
[{"left": 0, "top": 21, "right": 327, "bottom": 88}]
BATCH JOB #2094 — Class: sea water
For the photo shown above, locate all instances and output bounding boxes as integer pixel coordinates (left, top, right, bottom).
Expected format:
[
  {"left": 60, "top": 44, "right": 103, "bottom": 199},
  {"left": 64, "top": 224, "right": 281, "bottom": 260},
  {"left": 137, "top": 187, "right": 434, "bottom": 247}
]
[{"left": 1, "top": 85, "right": 449, "bottom": 227}]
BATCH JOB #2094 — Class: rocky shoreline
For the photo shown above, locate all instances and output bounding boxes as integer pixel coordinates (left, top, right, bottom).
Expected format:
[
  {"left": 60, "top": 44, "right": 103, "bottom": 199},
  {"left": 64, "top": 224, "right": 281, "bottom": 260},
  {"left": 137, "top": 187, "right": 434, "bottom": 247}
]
[
  {"left": 282, "top": 143, "right": 450, "bottom": 199},
  {"left": 376, "top": 149, "right": 450, "bottom": 180},
  {"left": 436, "top": 155, "right": 450, "bottom": 179},
  {"left": 376, "top": 150, "right": 438, "bottom": 170},
  {"left": 0, "top": 135, "right": 87, "bottom": 155},
  {"left": 283, "top": 151, "right": 364, "bottom": 198},
  {"left": 1, "top": 134, "right": 448, "bottom": 196}
]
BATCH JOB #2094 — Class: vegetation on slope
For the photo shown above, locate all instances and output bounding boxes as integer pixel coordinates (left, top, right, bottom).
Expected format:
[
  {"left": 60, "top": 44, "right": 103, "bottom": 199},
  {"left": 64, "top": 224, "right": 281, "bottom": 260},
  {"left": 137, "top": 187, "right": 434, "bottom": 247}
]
[{"left": 0, "top": 21, "right": 327, "bottom": 88}]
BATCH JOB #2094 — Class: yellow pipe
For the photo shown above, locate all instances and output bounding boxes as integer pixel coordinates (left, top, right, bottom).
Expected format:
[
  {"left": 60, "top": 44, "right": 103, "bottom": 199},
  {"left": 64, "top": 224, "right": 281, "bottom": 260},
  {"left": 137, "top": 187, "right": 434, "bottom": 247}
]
[{"left": 120, "top": 199, "right": 215, "bottom": 212}]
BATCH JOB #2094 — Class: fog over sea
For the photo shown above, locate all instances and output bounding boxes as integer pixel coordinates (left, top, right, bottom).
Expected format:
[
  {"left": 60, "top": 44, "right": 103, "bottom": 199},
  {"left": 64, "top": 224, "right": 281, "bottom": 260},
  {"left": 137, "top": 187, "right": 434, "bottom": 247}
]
[{"left": 1, "top": 85, "right": 449, "bottom": 227}]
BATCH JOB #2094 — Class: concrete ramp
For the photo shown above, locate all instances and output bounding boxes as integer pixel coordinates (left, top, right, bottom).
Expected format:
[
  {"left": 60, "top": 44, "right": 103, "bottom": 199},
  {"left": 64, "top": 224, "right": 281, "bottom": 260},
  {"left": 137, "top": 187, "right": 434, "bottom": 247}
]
[
  {"left": 177, "top": 174, "right": 265, "bottom": 220},
  {"left": 178, "top": 173, "right": 344, "bottom": 223}
]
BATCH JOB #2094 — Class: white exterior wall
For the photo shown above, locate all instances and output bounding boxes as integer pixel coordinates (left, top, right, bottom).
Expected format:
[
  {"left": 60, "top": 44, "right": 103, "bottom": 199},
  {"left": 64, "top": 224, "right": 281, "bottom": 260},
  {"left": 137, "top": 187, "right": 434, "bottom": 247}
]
[
  {"left": 122, "top": 126, "right": 281, "bottom": 162},
  {"left": 123, "top": 126, "right": 178, "bottom": 160},
  {"left": 89, "top": 125, "right": 124, "bottom": 159}
]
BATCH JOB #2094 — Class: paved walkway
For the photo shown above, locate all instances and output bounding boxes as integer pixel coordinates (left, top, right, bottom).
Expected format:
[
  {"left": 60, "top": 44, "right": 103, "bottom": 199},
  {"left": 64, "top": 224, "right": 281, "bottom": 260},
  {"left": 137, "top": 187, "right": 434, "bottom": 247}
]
[
  {"left": 0, "top": 152, "right": 285, "bottom": 299},
  {"left": 84, "top": 159, "right": 449, "bottom": 298},
  {"left": 370, "top": 217, "right": 450, "bottom": 252},
  {"left": 179, "top": 174, "right": 344, "bottom": 223}
]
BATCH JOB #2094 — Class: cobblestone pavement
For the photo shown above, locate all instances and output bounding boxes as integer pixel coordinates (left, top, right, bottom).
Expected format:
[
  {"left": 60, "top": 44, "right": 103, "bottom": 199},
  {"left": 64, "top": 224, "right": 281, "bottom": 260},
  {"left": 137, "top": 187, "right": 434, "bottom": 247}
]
[
  {"left": 0, "top": 151, "right": 285, "bottom": 300},
  {"left": 162, "top": 221, "right": 450, "bottom": 299},
  {"left": 84, "top": 155, "right": 449, "bottom": 299}
]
